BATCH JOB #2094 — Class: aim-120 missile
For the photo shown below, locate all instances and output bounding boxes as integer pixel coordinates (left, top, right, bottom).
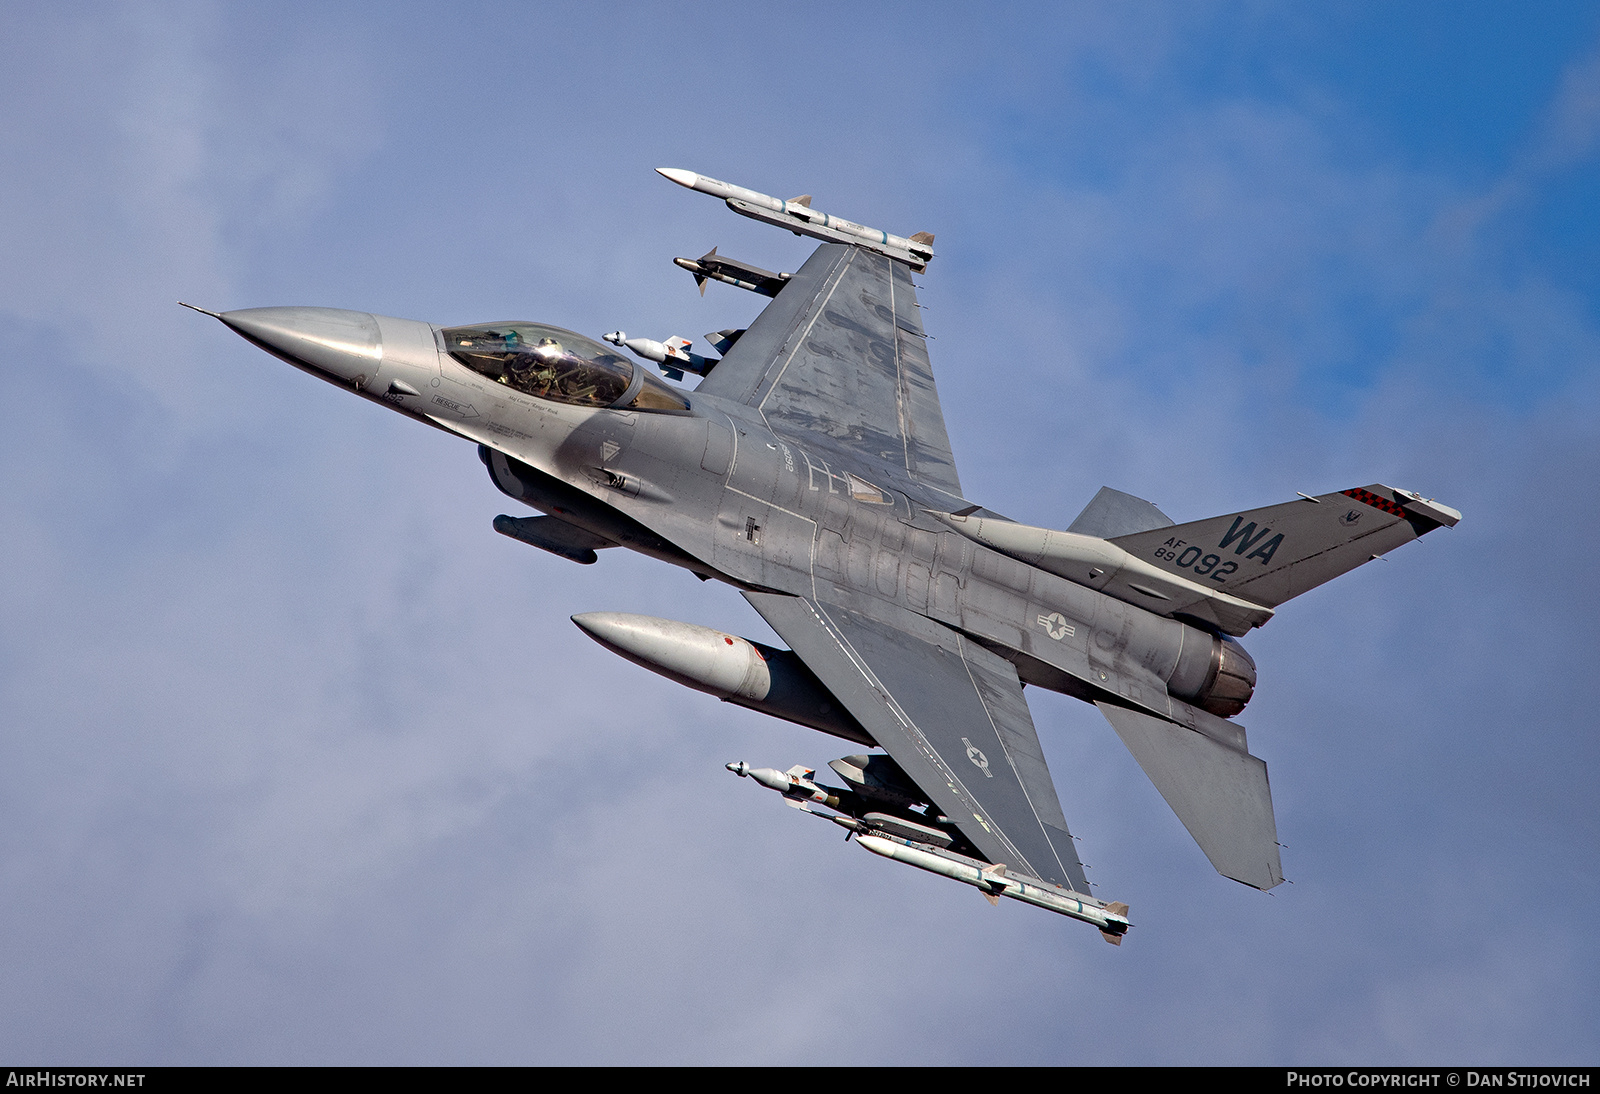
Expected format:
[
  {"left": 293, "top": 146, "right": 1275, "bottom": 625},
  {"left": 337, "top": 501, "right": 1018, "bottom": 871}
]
[
  {"left": 570, "top": 612, "right": 873, "bottom": 745},
  {"left": 656, "top": 168, "right": 935, "bottom": 272},
  {"left": 852, "top": 833, "right": 1131, "bottom": 943},
  {"left": 725, "top": 758, "right": 1131, "bottom": 942}
]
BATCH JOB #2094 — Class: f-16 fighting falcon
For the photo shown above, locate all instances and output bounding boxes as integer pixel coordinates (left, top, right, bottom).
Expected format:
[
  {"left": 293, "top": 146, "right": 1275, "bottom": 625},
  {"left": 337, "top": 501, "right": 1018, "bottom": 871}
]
[{"left": 183, "top": 168, "right": 1459, "bottom": 943}]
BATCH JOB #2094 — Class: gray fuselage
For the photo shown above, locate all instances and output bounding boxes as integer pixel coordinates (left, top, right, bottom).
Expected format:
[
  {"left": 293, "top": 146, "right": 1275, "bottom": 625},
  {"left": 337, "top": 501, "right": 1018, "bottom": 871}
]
[{"left": 230, "top": 304, "right": 1247, "bottom": 745}]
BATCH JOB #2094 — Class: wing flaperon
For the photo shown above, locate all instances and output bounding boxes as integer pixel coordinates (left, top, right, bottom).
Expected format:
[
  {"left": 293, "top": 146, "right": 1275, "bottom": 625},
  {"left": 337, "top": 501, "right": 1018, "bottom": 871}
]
[
  {"left": 697, "top": 243, "right": 964, "bottom": 501},
  {"left": 744, "top": 591, "right": 1089, "bottom": 893}
]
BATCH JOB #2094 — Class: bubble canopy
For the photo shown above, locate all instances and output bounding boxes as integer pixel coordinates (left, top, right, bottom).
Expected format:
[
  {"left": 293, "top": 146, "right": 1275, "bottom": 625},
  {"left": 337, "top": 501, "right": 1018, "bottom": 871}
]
[{"left": 442, "top": 322, "right": 689, "bottom": 412}]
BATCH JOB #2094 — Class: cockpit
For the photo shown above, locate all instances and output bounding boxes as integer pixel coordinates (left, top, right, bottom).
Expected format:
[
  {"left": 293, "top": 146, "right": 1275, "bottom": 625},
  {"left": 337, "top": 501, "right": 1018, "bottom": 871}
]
[{"left": 441, "top": 322, "right": 690, "bottom": 412}]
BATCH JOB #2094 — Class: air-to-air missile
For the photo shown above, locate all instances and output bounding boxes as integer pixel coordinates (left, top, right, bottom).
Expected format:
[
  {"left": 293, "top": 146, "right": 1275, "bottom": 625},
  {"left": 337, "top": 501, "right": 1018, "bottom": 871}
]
[
  {"left": 672, "top": 247, "right": 791, "bottom": 298},
  {"left": 655, "top": 168, "right": 935, "bottom": 272},
  {"left": 724, "top": 760, "right": 1132, "bottom": 942}
]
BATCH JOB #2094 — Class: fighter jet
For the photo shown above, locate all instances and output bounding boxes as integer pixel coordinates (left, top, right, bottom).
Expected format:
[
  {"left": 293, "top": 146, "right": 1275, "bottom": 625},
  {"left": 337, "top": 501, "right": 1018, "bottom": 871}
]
[{"left": 184, "top": 169, "right": 1459, "bottom": 943}]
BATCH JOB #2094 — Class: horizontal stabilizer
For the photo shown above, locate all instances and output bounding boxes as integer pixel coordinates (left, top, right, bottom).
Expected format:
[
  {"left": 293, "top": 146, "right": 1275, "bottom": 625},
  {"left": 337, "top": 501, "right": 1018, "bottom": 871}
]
[
  {"left": 1068, "top": 486, "right": 1174, "bottom": 540},
  {"left": 1109, "top": 484, "right": 1461, "bottom": 611},
  {"left": 1097, "top": 701, "right": 1283, "bottom": 890}
]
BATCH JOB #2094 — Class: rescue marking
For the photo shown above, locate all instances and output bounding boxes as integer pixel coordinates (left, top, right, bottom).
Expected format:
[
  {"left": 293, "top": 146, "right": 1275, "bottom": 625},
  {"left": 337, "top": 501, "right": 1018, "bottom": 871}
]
[{"left": 430, "top": 393, "right": 477, "bottom": 417}]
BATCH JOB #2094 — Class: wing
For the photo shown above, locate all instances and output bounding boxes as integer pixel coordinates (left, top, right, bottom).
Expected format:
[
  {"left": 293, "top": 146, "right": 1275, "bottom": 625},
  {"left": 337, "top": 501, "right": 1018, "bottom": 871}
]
[
  {"left": 744, "top": 590, "right": 1089, "bottom": 894},
  {"left": 696, "top": 243, "right": 964, "bottom": 502}
]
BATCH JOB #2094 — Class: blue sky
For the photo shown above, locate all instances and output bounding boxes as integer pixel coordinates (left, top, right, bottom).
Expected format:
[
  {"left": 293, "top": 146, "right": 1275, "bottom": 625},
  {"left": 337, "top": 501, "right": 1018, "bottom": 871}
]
[{"left": 1, "top": 1, "right": 1596, "bottom": 1064}]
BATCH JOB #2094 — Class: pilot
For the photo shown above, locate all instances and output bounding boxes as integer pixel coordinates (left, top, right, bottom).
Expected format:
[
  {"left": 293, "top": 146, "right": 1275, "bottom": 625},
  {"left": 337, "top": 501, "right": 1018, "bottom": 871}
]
[
  {"left": 504, "top": 350, "right": 536, "bottom": 391},
  {"left": 529, "top": 337, "right": 564, "bottom": 395}
]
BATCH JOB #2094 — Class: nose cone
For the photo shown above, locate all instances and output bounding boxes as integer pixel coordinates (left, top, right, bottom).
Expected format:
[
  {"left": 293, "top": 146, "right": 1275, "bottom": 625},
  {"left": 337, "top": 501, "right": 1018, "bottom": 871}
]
[{"left": 220, "top": 306, "right": 382, "bottom": 386}]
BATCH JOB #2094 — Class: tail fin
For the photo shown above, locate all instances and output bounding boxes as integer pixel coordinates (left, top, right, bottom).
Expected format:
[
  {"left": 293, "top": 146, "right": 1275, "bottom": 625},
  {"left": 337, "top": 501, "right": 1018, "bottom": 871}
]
[{"left": 1109, "top": 485, "right": 1460, "bottom": 611}]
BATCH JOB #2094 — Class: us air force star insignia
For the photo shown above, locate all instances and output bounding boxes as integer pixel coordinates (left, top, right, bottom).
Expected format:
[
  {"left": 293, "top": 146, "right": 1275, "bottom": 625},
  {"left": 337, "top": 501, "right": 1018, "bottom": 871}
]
[
  {"left": 961, "top": 736, "right": 994, "bottom": 778},
  {"left": 1340, "top": 509, "right": 1361, "bottom": 526},
  {"left": 1037, "top": 612, "right": 1073, "bottom": 641}
]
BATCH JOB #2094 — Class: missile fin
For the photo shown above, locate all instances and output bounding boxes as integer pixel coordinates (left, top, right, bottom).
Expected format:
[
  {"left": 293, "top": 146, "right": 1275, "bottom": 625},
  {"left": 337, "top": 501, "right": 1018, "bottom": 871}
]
[{"left": 705, "top": 329, "right": 745, "bottom": 354}]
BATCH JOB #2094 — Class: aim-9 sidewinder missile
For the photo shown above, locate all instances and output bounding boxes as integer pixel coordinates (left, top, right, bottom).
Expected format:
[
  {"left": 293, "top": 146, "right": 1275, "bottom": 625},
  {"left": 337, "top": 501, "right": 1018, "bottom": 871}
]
[
  {"left": 672, "top": 247, "right": 791, "bottom": 298},
  {"left": 656, "top": 168, "right": 935, "bottom": 271}
]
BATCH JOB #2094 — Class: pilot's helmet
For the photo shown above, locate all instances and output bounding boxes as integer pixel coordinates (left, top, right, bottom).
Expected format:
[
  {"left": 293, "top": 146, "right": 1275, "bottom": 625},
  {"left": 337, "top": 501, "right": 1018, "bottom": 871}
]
[{"left": 533, "top": 337, "right": 564, "bottom": 365}]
